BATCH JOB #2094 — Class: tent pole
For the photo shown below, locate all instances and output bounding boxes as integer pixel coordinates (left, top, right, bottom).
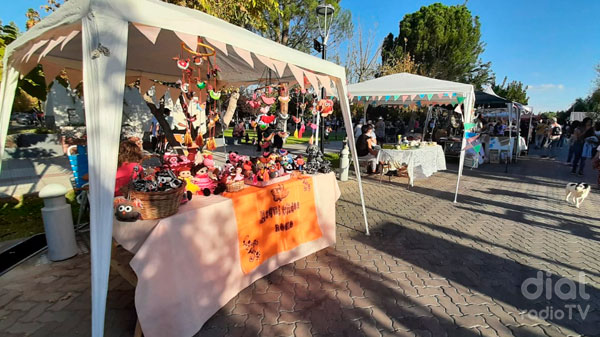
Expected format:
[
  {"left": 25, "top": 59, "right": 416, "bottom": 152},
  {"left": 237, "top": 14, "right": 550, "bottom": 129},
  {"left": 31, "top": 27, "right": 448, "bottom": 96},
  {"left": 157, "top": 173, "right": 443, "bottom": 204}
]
[
  {"left": 335, "top": 79, "right": 370, "bottom": 235},
  {"left": 0, "top": 64, "right": 20, "bottom": 173},
  {"left": 82, "top": 14, "right": 129, "bottom": 337},
  {"left": 506, "top": 103, "right": 512, "bottom": 173},
  {"left": 454, "top": 92, "right": 473, "bottom": 203}
]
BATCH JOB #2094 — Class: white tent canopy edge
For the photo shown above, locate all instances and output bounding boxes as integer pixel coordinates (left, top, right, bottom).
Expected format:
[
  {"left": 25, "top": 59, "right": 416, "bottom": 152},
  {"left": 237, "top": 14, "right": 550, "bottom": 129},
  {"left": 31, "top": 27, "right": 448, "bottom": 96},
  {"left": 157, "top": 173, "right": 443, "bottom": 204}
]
[
  {"left": 347, "top": 73, "right": 476, "bottom": 203},
  {"left": 0, "top": 1, "right": 371, "bottom": 336}
]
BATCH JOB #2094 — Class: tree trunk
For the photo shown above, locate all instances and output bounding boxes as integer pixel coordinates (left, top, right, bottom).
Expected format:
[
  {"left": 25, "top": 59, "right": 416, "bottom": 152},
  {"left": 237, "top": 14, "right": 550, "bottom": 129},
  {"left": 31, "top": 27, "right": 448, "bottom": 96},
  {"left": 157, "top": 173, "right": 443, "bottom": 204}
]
[{"left": 145, "top": 100, "right": 184, "bottom": 155}]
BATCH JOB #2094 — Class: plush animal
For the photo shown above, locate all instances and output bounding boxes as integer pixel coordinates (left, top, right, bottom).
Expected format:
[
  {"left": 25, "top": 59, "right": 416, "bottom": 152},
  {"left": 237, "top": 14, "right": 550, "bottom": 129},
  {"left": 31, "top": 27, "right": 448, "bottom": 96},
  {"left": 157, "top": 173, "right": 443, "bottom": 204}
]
[
  {"left": 565, "top": 182, "right": 591, "bottom": 208},
  {"left": 178, "top": 166, "right": 199, "bottom": 201},
  {"left": 114, "top": 198, "right": 142, "bottom": 222}
]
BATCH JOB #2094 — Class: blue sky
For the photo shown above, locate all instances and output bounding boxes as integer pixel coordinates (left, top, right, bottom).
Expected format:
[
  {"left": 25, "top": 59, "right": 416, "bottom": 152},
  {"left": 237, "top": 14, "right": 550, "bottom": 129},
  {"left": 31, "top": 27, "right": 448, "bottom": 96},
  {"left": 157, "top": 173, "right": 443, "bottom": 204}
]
[{"left": 2, "top": 0, "right": 599, "bottom": 112}]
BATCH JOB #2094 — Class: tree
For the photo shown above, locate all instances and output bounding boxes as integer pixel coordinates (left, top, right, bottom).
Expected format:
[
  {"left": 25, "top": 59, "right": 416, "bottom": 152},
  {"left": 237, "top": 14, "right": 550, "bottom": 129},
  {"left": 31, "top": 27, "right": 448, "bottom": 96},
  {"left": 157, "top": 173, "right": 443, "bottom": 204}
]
[
  {"left": 381, "top": 3, "right": 493, "bottom": 88},
  {"left": 492, "top": 77, "right": 529, "bottom": 105},
  {"left": 261, "top": 0, "right": 352, "bottom": 54},
  {"left": 0, "top": 22, "right": 20, "bottom": 79},
  {"left": 344, "top": 24, "right": 381, "bottom": 84},
  {"left": 379, "top": 52, "right": 419, "bottom": 77}
]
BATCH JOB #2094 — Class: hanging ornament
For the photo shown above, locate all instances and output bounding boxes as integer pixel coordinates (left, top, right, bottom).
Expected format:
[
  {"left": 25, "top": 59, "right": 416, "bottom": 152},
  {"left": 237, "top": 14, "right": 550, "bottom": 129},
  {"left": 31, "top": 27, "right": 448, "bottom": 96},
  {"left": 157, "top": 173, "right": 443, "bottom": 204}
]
[
  {"left": 193, "top": 56, "right": 203, "bottom": 66},
  {"left": 209, "top": 89, "right": 221, "bottom": 100},
  {"left": 196, "top": 81, "right": 206, "bottom": 89},
  {"left": 176, "top": 58, "right": 190, "bottom": 70},
  {"left": 181, "top": 83, "right": 190, "bottom": 93}
]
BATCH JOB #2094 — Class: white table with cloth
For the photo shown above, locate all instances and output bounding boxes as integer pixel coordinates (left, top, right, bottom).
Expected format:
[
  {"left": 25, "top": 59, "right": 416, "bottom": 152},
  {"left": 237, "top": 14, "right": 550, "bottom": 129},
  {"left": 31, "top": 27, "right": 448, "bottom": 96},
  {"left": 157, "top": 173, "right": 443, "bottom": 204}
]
[
  {"left": 112, "top": 172, "right": 340, "bottom": 337},
  {"left": 377, "top": 145, "right": 447, "bottom": 186}
]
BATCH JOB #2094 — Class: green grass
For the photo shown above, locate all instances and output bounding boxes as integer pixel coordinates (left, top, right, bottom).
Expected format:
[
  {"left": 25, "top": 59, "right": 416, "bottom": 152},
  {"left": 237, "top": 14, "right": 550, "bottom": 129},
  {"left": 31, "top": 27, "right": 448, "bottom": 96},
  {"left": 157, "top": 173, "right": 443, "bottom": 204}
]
[
  {"left": 0, "top": 190, "right": 82, "bottom": 242},
  {"left": 324, "top": 152, "right": 340, "bottom": 169}
]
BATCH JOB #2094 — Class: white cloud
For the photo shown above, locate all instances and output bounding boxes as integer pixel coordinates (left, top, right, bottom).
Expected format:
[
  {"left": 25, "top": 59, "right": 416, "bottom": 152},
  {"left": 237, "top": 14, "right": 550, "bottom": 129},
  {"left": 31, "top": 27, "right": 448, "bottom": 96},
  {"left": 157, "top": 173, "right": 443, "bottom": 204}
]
[{"left": 528, "top": 84, "right": 565, "bottom": 91}]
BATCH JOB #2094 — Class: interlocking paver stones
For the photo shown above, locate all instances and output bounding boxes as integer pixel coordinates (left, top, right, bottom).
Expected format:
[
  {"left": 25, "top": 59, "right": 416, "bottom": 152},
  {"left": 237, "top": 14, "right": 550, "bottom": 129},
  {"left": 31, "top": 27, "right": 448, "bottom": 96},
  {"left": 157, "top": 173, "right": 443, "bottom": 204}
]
[{"left": 3, "top": 153, "right": 600, "bottom": 336}]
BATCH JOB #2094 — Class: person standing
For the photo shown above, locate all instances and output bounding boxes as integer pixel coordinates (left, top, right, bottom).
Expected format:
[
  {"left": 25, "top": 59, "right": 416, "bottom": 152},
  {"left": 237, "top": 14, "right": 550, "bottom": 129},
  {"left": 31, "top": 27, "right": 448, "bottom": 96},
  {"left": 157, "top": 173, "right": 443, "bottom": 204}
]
[
  {"left": 544, "top": 118, "right": 562, "bottom": 158},
  {"left": 571, "top": 117, "right": 594, "bottom": 176},
  {"left": 375, "top": 117, "right": 386, "bottom": 145},
  {"left": 535, "top": 120, "right": 547, "bottom": 149},
  {"left": 565, "top": 120, "right": 580, "bottom": 165}
]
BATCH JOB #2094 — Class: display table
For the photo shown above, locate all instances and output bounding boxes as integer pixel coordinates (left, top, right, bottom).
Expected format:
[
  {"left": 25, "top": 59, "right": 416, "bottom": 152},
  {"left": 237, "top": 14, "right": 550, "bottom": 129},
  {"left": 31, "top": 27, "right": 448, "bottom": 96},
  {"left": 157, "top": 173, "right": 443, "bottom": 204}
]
[
  {"left": 112, "top": 172, "right": 340, "bottom": 337},
  {"left": 377, "top": 145, "right": 447, "bottom": 186}
]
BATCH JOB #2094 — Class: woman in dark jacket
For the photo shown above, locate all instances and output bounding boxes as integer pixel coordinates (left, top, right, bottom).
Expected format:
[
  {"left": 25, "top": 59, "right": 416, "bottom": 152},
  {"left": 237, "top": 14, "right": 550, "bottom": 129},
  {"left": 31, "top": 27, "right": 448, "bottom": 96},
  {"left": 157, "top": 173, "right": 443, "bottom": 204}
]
[{"left": 571, "top": 117, "right": 594, "bottom": 175}]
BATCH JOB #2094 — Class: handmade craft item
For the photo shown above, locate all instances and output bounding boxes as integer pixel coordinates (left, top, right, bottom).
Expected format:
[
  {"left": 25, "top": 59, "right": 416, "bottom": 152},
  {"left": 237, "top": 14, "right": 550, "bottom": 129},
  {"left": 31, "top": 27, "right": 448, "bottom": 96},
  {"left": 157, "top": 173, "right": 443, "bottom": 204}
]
[{"left": 223, "top": 91, "right": 240, "bottom": 127}]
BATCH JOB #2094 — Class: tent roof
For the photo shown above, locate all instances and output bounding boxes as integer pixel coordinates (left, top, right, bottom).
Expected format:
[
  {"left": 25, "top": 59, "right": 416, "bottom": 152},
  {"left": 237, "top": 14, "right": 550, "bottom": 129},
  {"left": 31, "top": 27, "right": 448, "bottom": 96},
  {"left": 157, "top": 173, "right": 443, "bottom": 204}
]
[
  {"left": 474, "top": 90, "right": 511, "bottom": 108},
  {"left": 5, "top": 0, "right": 345, "bottom": 86},
  {"left": 347, "top": 73, "right": 474, "bottom": 98}
]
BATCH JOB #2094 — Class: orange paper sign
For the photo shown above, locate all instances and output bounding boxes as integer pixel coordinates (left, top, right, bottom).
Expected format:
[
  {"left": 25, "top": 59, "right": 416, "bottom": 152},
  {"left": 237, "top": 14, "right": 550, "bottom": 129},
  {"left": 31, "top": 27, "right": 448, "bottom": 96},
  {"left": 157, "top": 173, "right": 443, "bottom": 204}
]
[{"left": 225, "top": 176, "right": 321, "bottom": 274}]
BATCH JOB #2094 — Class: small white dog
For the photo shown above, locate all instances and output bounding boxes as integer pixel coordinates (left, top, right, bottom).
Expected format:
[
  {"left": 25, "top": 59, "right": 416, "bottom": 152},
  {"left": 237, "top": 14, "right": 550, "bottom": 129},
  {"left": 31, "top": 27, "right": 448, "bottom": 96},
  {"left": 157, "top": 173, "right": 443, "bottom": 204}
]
[{"left": 565, "top": 182, "right": 591, "bottom": 208}]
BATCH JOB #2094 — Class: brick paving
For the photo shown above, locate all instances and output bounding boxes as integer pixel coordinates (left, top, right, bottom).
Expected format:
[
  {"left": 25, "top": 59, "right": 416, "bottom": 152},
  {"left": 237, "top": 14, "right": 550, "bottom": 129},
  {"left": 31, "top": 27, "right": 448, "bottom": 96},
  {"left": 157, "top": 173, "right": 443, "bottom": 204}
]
[{"left": 1, "top": 151, "right": 599, "bottom": 337}]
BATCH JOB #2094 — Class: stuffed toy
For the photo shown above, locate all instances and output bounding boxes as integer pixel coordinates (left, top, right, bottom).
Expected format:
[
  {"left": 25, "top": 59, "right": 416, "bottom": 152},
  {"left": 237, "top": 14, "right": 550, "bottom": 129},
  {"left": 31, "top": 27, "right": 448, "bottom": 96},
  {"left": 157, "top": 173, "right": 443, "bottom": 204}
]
[
  {"left": 317, "top": 99, "right": 334, "bottom": 117},
  {"left": 192, "top": 163, "right": 226, "bottom": 196},
  {"left": 223, "top": 92, "right": 240, "bottom": 127},
  {"left": 114, "top": 197, "right": 143, "bottom": 222},
  {"left": 261, "top": 95, "right": 276, "bottom": 105},
  {"left": 178, "top": 166, "right": 199, "bottom": 201},
  {"left": 279, "top": 84, "right": 290, "bottom": 114},
  {"left": 203, "top": 152, "right": 215, "bottom": 168}
]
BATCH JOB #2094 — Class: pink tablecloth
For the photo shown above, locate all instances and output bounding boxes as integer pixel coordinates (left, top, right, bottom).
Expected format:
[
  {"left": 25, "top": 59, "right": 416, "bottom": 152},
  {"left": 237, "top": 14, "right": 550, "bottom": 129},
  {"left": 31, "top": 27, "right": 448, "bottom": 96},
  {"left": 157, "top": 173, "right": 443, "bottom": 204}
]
[{"left": 112, "top": 172, "right": 340, "bottom": 337}]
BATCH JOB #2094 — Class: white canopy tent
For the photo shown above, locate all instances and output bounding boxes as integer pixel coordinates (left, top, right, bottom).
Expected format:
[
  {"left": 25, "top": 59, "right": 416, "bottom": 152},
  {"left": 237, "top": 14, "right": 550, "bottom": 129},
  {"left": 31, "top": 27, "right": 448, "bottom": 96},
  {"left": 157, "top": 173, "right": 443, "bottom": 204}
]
[
  {"left": 347, "top": 73, "right": 476, "bottom": 203},
  {"left": 0, "top": 0, "right": 371, "bottom": 335}
]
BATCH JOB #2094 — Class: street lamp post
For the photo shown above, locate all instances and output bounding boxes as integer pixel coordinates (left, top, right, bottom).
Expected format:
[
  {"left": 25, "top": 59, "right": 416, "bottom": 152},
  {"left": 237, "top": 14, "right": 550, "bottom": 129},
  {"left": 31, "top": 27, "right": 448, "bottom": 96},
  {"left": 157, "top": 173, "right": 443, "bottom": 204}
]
[{"left": 316, "top": 1, "right": 335, "bottom": 154}]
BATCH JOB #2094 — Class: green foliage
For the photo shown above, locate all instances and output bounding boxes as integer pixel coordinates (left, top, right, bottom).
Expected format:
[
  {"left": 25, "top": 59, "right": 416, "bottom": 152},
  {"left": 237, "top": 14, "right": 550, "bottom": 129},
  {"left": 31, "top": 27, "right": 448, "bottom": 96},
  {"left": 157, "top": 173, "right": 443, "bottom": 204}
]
[
  {"left": 492, "top": 77, "right": 529, "bottom": 104},
  {"left": 381, "top": 3, "right": 492, "bottom": 88},
  {"left": 0, "top": 22, "right": 20, "bottom": 79}
]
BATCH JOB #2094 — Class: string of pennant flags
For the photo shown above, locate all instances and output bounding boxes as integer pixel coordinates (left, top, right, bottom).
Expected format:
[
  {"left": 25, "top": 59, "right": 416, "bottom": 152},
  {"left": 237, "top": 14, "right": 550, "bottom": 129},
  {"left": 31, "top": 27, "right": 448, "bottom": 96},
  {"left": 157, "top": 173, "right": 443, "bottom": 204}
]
[{"left": 348, "top": 93, "right": 466, "bottom": 108}]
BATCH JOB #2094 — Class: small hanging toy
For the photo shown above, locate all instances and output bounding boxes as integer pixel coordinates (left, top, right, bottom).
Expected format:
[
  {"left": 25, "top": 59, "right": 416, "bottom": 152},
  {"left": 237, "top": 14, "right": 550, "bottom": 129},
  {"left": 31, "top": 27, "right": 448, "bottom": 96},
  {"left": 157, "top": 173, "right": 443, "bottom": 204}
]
[{"left": 196, "top": 81, "right": 206, "bottom": 89}]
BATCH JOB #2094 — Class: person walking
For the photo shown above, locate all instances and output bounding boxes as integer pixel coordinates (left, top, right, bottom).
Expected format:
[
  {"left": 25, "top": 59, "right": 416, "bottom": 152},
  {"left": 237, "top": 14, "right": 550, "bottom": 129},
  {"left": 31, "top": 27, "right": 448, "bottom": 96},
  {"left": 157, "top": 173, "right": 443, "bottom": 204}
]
[
  {"left": 544, "top": 118, "right": 562, "bottom": 158},
  {"left": 571, "top": 117, "right": 594, "bottom": 176}
]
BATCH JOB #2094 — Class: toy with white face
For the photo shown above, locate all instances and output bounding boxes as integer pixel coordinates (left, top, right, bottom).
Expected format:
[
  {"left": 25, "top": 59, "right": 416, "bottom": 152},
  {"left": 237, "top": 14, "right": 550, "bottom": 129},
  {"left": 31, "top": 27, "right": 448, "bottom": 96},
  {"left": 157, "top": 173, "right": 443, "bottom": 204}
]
[{"left": 115, "top": 203, "right": 141, "bottom": 222}]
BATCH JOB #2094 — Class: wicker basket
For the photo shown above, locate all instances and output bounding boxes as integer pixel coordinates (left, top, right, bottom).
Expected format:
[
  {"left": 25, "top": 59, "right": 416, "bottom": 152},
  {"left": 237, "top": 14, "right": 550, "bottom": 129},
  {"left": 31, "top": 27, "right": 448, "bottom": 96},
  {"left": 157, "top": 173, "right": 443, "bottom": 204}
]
[
  {"left": 128, "top": 185, "right": 185, "bottom": 220},
  {"left": 226, "top": 180, "right": 246, "bottom": 193}
]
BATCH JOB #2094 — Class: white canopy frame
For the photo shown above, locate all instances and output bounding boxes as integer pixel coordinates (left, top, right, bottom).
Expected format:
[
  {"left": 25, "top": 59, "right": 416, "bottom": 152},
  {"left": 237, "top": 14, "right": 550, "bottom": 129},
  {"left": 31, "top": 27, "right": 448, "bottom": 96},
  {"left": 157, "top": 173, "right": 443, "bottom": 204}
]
[
  {"left": 347, "top": 73, "right": 476, "bottom": 203},
  {"left": 0, "top": 1, "right": 371, "bottom": 336}
]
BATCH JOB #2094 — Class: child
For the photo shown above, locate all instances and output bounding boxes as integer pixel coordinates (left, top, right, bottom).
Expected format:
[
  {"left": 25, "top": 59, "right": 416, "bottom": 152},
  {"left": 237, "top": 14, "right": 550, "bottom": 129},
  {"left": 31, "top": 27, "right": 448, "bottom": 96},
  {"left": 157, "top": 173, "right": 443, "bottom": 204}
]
[{"left": 115, "top": 140, "right": 144, "bottom": 196}]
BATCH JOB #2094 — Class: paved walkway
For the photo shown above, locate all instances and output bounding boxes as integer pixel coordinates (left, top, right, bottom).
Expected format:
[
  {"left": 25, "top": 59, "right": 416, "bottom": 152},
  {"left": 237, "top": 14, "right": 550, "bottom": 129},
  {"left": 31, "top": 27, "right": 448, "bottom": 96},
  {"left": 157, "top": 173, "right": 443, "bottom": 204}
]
[{"left": 0, "top": 151, "right": 599, "bottom": 336}]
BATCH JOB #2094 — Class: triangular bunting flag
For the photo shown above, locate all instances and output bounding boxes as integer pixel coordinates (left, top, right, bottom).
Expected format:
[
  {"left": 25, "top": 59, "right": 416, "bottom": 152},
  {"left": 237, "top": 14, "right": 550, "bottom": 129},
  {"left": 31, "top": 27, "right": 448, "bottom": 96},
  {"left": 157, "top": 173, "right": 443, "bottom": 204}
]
[
  {"left": 454, "top": 105, "right": 462, "bottom": 114},
  {"left": 427, "top": 94, "right": 433, "bottom": 100},
  {"left": 452, "top": 93, "right": 457, "bottom": 97},
  {"left": 23, "top": 39, "right": 48, "bottom": 63},
  {"left": 204, "top": 37, "right": 228, "bottom": 55},
  {"left": 232, "top": 46, "right": 254, "bottom": 68},
  {"left": 139, "top": 77, "right": 154, "bottom": 95},
  {"left": 64, "top": 68, "right": 82, "bottom": 87},
  {"left": 40, "top": 61, "right": 63, "bottom": 86},
  {"left": 304, "top": 70, "right": 320, "bottom": 92},
  {"left": 154, "top": 85, "right": 169, "bottom": 101},
  {"left": 473, "top": 144, "right": 482, "bottom": 153},
  {"left": 38, "top": 36, "right": 66, "bottom": 62},
  {"left": 419, "top": 94, "right": 426, "bottom": 99},
  {"left": 270, "top": 59, "right": 288, "bottom": 77},
  {"left": 133, "top": 23, "right": 162, "bottom": 44},
  {"left": 365, "top": 96, "right": 370, "bottom": 101},
  {"left": 174, "top": 31, "right": 198, "bottom": 53},
  {"left": 394, "top": 95, "right": 400, "bottom": 101},
  {"left": 349, "top": 94, "right": 354, "bottom": 100},
  {"left": 385, "top": 95, "right": 390, "bottom": 101},
  {"left": 457, "top": 97, "right": 465, "bottom": 104},
  {"left": 316, "top": 74, "right": 333, "bottom": 96},
  {"left": 288, "top": 64, "right": 305, "bottom": 89},
  {"left": 357, "top": 96, "right": 362, "bottom": 101},
  {"left": 464, "top": 122, "right": 477, "bottom": 130},
  {"left": 402, "top": 95, "right": 409, "bottom": 102},
  {"left": 61, "top": 30, "right": 80, "bottom": 51},
  {"left": 254, "top": 54, "right": 277, "bottom": 73}
]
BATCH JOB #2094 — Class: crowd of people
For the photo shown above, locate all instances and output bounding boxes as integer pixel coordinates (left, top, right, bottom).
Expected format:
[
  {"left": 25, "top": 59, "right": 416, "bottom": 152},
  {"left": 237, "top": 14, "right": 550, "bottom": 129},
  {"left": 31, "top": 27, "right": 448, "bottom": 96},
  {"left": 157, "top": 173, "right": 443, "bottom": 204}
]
[{"left": 532, "top": 116, "right": 600, "bottom": 187}]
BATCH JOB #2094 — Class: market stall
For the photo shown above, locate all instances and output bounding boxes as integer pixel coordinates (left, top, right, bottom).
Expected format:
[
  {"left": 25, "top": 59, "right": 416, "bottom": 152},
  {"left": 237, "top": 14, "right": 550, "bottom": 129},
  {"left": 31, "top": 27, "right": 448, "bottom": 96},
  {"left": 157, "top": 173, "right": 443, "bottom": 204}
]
[
  {"left": 0, "top": 1, "right": 371, "bottom": 336},
  {"left": 347, "top": 73, "right": 476, "bottom": 202},
  {"left": 377, "top": 144, "right": 446, "bottom": 186}
]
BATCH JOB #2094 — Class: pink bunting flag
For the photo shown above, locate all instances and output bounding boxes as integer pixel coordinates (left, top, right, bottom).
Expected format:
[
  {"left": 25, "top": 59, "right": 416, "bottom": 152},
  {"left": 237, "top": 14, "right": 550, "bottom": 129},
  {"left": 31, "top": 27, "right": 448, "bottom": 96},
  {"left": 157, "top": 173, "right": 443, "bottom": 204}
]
[
  {"left": 401, "top": 95, "right": 409, "bottom": 102},
  {"left": 204, "top": 37, "right": 228, "bottom": 56},
  {"left": 174, "top": 31, "right": 198, "bottom": 53},
  {"left": 270, "top": 59, "right": 288, "bottom": 77},
  {"left": 22, "top": 39, "right": 48, "bottom": 63},
  {"left": 303, "top": 70, "right": 320, "bottom": 91},
  {"left": 139, "top": 77, "right": 154, "bottom": 95},
  {"left": 288, "top": 64, "right": 305, "bottom": 89},
  {"left": 40, "top": 61, "right": 63, "bottom": 86},
  {"left": 65, "top": 68, "right": 82, "bottom": 87},
  {"left": 254, "top": 54, "right": 277, "bottom": 73},
  {"left": 37, "top": 36, "right": 66, "bottom": 62},
  {"left": 61, "top": 30, "right": 80, "bottom": 51},
  {"left": 316, "top": 74, "right": 332, "bottom": 96},
  {"left": 133, "top": 23, "right": 162, "bottom": 44},
  {"left": 154, "top": 85, "right": 169, "bottom": 101},
  {"left": 232, "top": 46, "right": 254, "bottom": 68}
]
